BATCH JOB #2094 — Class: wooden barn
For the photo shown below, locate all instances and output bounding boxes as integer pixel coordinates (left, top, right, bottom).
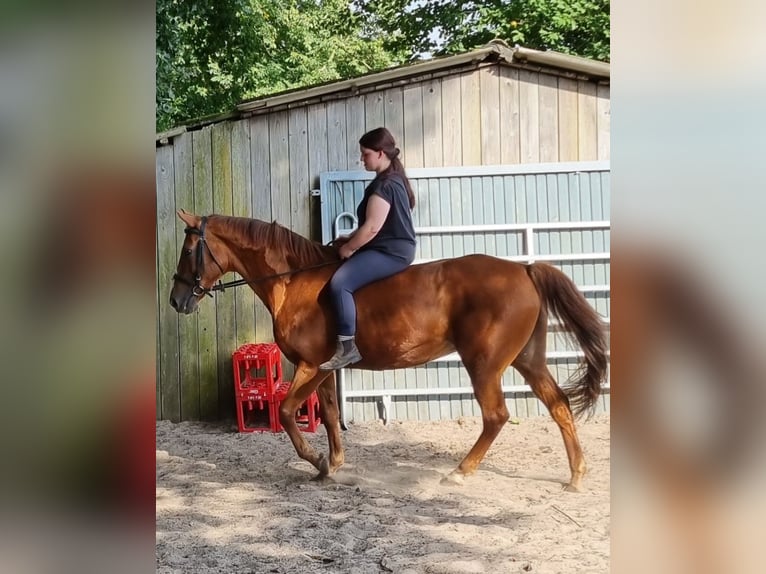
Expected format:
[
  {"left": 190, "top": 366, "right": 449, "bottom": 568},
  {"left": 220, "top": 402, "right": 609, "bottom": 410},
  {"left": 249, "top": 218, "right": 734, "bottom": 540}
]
[{"left": 156, "top": 40, "right": 610, "bottom": 423}]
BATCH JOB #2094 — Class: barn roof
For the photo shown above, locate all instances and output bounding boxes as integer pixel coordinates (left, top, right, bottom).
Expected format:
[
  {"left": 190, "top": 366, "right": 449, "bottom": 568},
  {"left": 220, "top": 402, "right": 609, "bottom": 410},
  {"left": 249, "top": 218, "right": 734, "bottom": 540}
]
[{"left": 157, "top": 40, "right": 609, "bottom": 143}]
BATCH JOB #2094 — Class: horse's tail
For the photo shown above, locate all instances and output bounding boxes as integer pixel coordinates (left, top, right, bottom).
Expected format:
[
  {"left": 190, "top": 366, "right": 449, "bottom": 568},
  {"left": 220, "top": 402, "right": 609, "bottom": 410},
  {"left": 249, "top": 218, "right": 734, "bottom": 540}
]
[{"left": 527, "top": 262, "right": 609, "bottom": 418}]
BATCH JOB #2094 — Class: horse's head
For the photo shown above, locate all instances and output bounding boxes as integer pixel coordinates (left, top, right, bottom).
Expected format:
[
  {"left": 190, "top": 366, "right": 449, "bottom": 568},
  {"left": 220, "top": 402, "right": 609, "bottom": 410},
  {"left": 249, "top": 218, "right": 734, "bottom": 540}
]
[{"left": 169, "top": 210, "right": 226, "bottom": 314}]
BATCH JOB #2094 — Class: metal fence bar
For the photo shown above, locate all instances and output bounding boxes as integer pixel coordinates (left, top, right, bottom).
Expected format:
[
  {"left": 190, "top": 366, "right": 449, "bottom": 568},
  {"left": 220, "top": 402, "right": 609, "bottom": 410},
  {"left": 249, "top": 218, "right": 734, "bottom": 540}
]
[
  {"left": 345, "top": 382, "right": 612, "bottom": 425},
  {"left": 415, "top": 221, "right": 611, "bottom": 234},
  {"left": 321, "top": 161, "right": 609, "bottom": 182},
  {"left": 345, "top": 382, "right": 612, "bottom": 398},
  {"left": 413, "top": 252, "right": 611, "bottom": 265}
]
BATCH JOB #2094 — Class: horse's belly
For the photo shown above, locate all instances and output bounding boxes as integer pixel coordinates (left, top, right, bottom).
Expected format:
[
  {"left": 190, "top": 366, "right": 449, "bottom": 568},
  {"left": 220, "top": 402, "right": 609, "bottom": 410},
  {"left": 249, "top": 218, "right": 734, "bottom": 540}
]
[{"left": 354, "top": 336, "right": 455, "bottom": 370}]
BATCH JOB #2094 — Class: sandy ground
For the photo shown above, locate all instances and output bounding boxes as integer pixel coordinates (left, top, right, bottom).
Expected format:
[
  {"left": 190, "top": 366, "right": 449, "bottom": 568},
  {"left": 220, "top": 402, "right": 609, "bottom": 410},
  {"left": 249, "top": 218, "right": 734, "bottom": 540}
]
[{"left": 157, "top": 414, "right": 609, "bottom": 574}]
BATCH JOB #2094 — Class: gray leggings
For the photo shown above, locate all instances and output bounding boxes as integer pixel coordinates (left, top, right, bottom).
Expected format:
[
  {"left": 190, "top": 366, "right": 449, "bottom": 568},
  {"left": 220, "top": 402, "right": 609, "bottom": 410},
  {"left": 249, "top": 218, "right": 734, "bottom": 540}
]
[{"left": 327, "top": 249, "right": 410, "bottom": 336}]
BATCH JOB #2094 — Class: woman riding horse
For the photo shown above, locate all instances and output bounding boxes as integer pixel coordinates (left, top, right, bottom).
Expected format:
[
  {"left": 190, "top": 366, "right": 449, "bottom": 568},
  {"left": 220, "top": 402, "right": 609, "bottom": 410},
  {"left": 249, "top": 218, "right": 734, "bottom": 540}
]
[{"left": 169, "top": 211, "right": 608, "bottom": 491}]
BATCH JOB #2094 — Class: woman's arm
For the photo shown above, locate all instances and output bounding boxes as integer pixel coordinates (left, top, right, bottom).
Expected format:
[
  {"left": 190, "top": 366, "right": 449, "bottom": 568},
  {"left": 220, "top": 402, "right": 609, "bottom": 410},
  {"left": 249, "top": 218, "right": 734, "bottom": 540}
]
[{"left": 339, "top": 194, "right": 390, "bottom": 258}]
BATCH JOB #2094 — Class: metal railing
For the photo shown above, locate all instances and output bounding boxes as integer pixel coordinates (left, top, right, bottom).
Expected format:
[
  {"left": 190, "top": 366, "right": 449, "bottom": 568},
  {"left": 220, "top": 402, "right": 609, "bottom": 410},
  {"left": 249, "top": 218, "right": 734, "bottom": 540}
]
[{"left": 332, "top": 218, "right": 610, "bottom": 427}]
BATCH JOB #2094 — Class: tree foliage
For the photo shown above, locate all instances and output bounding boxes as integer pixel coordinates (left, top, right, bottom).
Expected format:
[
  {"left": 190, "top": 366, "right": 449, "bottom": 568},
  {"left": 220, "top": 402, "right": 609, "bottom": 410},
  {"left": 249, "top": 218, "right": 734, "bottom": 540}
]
[
  {"left": 353, "top": 0, "right": 610, "bottom": 63},
  {"left": 156, "top": 0, "right": 396, "bottom": 131},
  {"left": 157, "top": 0, "right": 610, "bottom": 132}
]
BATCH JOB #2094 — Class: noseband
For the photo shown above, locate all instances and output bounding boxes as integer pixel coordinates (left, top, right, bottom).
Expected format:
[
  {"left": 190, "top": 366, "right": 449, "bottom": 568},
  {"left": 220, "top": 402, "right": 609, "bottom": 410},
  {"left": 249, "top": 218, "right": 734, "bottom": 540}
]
[{"left": 172, "top": 216, "right": 224, "bottom": 298}]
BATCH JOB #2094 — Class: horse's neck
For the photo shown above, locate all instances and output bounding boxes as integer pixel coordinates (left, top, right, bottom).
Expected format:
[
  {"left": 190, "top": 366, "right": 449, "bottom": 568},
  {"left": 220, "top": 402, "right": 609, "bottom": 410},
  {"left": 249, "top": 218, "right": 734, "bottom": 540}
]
[
  {"left": 214, "top": 217, "right": 332, "bottom": 315},
  {"left": 253, "top": 219, "right": 334, "bottom": 269}
]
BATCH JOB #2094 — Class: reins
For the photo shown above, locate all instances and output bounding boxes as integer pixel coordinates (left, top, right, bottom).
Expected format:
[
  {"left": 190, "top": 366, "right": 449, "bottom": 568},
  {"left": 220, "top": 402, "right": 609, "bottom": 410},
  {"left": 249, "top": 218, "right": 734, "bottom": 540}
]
[
  {"left": 173, "top": 216, "right": 339, "bottom": 297},
  {"left": 210, "top": 260, "right": 339, "bottom": 293}
]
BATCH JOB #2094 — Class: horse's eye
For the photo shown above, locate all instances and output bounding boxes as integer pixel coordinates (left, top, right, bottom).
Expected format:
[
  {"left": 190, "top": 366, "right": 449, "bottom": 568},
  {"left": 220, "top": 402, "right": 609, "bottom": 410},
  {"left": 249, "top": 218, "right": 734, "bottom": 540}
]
[{"left": 184, "top": 249, "right": 193, "bottom": 256}]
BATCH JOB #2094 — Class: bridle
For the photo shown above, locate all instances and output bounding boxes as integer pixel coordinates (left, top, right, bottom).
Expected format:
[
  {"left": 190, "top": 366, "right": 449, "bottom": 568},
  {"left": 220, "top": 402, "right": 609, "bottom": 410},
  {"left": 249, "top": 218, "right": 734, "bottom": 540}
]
[
  {"left": 173, "top": 216, "right": 339, "bottom": 298},
  {"left": 172, "top": 216, "right": 225, "bottom": 298}
]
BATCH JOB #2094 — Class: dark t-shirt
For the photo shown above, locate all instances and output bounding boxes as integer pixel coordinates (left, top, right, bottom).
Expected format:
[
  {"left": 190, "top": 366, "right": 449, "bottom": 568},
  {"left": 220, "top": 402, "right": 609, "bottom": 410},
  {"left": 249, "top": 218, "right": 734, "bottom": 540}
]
[{"left": 356, "top": 173, "right": 416, "bottom": 262}]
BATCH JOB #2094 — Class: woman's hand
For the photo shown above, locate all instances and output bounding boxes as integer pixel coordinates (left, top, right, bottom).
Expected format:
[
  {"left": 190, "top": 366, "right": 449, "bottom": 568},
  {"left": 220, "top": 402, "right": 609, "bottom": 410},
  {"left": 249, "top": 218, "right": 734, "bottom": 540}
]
[
  {"left": 335, "top": 195, "right": 389, "bottom": 260},
  {"left": 333, "top": 235, "right": 351, "bottom": 247},
  {"left": 339, "top": 243, "right": 356, "bottom": 259}
]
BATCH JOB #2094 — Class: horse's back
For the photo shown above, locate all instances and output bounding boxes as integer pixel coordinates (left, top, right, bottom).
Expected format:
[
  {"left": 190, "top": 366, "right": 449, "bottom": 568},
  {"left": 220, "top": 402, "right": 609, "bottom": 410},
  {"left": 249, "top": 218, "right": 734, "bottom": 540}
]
[
  {"left": 434, "top": 254, "right": 540, "bottom": 319},
  {"left": 391, "top": 254, "right": 535, "bottom": 297},
  {"left": 351, "top": 254, "right": 541, "bottom": 367},
  {"left": 360, "top": 253, "right": 536, "bottom": 307}
]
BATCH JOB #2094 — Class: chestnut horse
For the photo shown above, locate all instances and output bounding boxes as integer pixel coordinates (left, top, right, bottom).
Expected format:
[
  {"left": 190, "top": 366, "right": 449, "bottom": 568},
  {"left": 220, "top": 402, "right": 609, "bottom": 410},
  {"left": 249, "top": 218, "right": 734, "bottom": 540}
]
[{"left": 169, "top": 211, "right": 609, "bottom": 490}]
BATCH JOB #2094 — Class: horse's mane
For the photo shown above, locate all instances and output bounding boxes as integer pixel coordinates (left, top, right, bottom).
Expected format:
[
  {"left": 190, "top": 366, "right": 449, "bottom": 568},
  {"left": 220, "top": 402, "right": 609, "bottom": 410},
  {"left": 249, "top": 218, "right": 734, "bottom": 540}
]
[{"left": 211, "top": 215, "right": 338, "bottom": 266}]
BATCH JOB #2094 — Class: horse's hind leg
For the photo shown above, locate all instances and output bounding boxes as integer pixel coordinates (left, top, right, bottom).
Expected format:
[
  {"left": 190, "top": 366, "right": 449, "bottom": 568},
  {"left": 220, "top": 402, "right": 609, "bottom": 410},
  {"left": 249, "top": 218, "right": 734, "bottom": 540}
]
[
  {"left": 442, "top": 364, "right": 509, "bottom": 485},
  {"left": 514, "top": 346, "right": 587, "bottom": 492},
  {"left": 315, "top": 372, "right": 345, "bottom": 473}
]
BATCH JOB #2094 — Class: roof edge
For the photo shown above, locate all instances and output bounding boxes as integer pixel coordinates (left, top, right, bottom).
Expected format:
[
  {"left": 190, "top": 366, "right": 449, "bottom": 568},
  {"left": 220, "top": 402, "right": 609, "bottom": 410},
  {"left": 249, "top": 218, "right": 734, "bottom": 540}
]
[
  {"left": 511, "top": 45, "right": 610, "bottom": 79},
  {"left": 157, "top": 41, "right": 609, "bottom": 143},
  {"left": 235, "top": 43, "right": 502, "bottom": 114}
]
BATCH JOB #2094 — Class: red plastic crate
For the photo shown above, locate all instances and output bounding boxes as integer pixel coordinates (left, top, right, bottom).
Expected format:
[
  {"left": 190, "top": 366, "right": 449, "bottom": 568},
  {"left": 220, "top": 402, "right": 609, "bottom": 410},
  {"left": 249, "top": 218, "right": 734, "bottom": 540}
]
[{"left": 232, "top": 343, "right": 320, "bottom": 433}]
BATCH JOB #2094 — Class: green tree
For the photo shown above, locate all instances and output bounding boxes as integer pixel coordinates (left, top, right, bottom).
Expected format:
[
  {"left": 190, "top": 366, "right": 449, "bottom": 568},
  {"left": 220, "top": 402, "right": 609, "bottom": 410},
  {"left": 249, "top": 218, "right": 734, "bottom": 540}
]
[
  {"left": 156, "top": 0, "right": 264, "bottom": 131},
  {"left": 157, "top": 0, "right": 397, "bottom": 132},
  {"left": 353, "top": 0, "right": 610, "bottom": 63},
  {"left": 157, "top": 0, "right": 609, "bottom": 132}
]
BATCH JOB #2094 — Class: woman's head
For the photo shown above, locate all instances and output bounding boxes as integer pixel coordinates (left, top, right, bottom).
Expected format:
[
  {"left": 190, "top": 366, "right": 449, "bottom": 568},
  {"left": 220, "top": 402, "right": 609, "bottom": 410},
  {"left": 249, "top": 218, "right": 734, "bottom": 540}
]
[
  {"left": 359, "top": 127, "right": 398, "bottom": 159},
  {"left": 359, "top": 127, "right": 415, "bottom": 209}
]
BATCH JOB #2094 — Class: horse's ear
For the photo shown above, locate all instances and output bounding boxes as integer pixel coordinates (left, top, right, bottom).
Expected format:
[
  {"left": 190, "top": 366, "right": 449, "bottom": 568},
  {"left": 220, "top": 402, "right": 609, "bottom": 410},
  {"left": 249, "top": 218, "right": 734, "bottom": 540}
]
[{"left": 177, "top": 209, "right": 199, "bottom": 228}]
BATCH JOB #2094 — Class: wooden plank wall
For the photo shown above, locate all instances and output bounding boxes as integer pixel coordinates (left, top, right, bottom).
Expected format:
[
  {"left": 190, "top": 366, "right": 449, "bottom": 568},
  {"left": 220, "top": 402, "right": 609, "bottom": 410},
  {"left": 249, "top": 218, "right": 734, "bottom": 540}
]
[{"left": 156, "top": 64, "right": 610, "bottom": 421}]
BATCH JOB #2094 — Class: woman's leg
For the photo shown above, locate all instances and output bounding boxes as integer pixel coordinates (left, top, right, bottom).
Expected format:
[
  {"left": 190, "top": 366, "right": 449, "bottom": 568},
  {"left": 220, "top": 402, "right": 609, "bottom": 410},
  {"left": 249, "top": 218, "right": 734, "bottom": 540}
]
[
  {"left": 327, "top": 250, "right": 410, "bottom": 336},
  {"left": 321, "top": 250, "right": 409, "bottom": 369}
]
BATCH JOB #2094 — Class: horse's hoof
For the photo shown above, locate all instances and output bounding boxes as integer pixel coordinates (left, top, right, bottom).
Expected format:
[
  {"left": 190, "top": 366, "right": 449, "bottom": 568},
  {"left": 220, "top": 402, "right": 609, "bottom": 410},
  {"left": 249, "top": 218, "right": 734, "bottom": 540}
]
[
  {"left": 313, "top": 454, "right": 330, "bottom": 478},
  {"left": 563, "top": 482, "right": 582, "bottom": 493},
  {"left": 440, "top": 471, "right": 465, "bottom": 486}
]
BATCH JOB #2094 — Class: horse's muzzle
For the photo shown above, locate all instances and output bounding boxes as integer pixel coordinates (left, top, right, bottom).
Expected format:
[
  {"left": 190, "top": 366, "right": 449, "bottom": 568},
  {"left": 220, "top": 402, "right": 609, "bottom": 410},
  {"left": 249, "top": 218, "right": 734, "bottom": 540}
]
[{"left": 169, "top": 293, "right": 197, "bottom": 315}]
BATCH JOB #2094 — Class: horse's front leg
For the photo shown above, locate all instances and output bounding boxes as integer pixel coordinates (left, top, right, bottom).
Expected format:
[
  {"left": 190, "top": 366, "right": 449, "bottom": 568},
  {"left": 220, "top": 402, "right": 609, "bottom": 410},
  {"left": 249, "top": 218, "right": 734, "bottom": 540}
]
[
  {"left": 315, "top": 371, "right": 345, "bottom": 473},
  {"left": 278, "top": 362, "right": 333, "bottom": 478}
]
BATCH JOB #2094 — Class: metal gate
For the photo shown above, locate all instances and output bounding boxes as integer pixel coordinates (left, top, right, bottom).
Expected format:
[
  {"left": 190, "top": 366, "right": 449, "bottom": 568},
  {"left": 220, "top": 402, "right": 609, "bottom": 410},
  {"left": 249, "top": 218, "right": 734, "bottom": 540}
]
[{"left": 319, "top": 161, "right": 610, "bottom": 424}]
